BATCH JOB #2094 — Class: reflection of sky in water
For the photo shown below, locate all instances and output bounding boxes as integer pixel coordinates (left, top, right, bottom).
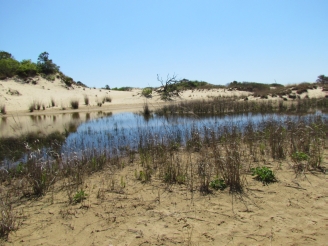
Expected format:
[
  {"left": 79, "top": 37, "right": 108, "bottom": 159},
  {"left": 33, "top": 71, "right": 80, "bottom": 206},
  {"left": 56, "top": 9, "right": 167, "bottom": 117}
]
[{"left": 63, "top": 111, "right": 328, "bottom": 156}]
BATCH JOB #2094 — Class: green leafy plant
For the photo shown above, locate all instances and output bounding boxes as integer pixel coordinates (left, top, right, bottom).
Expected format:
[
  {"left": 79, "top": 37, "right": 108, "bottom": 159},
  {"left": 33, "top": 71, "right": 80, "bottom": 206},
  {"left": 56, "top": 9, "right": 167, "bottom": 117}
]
[
  {"left": 251, "top": 166, "right": 276, "bottom": 184},
  {"left": 209, "top": 178, "right": 227, "bottom": 190},
  {"left": 292, "top": 151, "right": 309, "bottom": 162},
  {"left": 73, "top": 190, "right": 88, "bottom": 203}
]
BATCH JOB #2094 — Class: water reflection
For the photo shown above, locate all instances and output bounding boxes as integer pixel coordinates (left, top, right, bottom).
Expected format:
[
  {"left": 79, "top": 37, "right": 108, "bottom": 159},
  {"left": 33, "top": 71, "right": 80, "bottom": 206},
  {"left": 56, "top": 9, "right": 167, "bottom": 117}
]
[{"left": 1, "top": 111, "right": 327, "bottom": 164}]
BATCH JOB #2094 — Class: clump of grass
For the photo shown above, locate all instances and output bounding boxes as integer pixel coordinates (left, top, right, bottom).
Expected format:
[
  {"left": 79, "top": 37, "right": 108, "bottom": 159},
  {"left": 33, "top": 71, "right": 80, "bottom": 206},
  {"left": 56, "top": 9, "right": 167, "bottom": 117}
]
[
  {"left": 97, "top": 102, "right": 102, "bottom": 107},
  {"left": 70, "top": 100, "right": 79, "bottom": 109},
  {"left": 142, "top": 87, "right": 152, "bottom": 97},
  {"left": 36, "top": 101, "right": 42, "bottom": 110},
  {"left": 84, "top": 95, "right": 89, "bottom": 105},
  {"left": 143, "top": 102, "right": 151, "bottom": 116},
  {"left": 0, "top": 104, "right": 6, "bottom": 114},
  {"left": 50, "top": 98, "right": 55, "bottom": 107},
  {"left": 209, "top": 178, "right": 227, "bottom": 190},
  {"left": 0, "top": 199, "right": 19, "bottom": 240},
  {"left": 73, "top": 190, "right": 88, "bottom": 203},
  {"left": 29, "top": 101, "right": 36, "bottom": 112},
  {"left": 104, "top": 96, "right": 112, "bottom": 102},
  {"left": 251, "top": 166, "right": 276, "bottom": 184}
]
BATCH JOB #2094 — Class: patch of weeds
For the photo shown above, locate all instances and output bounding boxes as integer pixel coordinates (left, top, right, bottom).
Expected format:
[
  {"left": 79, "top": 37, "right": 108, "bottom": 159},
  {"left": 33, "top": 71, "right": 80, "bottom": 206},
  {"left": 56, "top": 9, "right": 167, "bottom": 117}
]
[
  {"left": 292, "top": 151, "right": 309, "bottom": 162},
  {"left": 251, "top": 166, "right": 276, "bottom": 184},
  {"left": 209, "top": 178, "right": 227, "bottom": 190},
  {"left": 135, "top": 170, "right": 151, "bottom": 183},
  {"left": 73, "top": 190, "right": 88, "bottom": 203},
  {"left": 176, "top": 174, "right": 186, "bottom": 184}
]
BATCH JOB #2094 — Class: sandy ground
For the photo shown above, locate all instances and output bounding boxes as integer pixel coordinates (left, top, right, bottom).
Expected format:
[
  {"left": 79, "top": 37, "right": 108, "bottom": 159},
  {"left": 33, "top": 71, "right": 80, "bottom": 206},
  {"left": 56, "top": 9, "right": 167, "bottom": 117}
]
[{"left": 2, "top": 152, "right": 328, "bottom": 246}]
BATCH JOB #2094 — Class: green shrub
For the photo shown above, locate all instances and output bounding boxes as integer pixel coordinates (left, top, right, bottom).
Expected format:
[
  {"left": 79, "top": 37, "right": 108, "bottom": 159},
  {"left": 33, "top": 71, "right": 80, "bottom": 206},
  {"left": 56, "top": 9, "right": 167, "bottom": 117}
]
[
  {"left": 61, "top": 75, "right": 73, "bottom": 86},
  {"left": 209, "top": 178, "right": 227, "bottom": 190},
  {"left": 142, "top": 87, "right": 152, "bottom": 97},
  {"left": 292, "top": 151, "right": 309, "bottom": 162},
  {"left": 251, "top": 166, "right": 276, "bottom": 184},
  {"left": 16, "top": 59, "right": 38, "bottom": 78},
  {"left": 111, "top": 87, "right": 132, "bottom": 91},
  {"left": 0, "top": 58, "right": 20, "bottom": 79},
  {"left": 73, "top": 190, "right": 88, "bottom": 203}
]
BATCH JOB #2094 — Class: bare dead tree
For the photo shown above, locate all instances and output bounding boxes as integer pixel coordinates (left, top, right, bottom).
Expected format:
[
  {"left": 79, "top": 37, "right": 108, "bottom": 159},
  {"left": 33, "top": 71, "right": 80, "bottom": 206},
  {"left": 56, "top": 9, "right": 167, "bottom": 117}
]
[{"left": 156, "top": 74, "right": 181, "bottom": 100}]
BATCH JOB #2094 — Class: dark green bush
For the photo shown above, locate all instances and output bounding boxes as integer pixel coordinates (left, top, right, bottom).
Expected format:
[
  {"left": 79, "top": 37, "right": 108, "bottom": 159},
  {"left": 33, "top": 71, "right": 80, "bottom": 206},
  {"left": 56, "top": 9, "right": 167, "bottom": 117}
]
[
  {"left": 0, "top": 58, "right": 20, "bottom": 79},
  {"left": 16, "top": 60, "right": 38, "bottom": 78}
]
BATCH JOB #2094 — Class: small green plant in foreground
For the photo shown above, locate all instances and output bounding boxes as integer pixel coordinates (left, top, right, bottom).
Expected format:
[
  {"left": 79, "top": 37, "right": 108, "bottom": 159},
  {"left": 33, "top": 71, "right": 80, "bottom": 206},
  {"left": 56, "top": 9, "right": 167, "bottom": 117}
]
[
  {"left": 73, "top": 190, "right": 88, "bottom": 203},
  {"left": 209, "top": 178, "right": 227, "bottom": 190},
  {"left": 251, "top": 166, "right": 276, "bottom": 184}
]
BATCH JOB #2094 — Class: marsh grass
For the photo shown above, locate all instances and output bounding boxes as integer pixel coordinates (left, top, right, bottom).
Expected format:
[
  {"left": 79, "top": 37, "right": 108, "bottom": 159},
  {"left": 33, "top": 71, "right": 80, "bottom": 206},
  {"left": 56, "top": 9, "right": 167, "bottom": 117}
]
[
  {"left": 143, "top": 102, "right": 151, "bottom": 116},
  {"left": 155, "top": 97, "right": 328, "bottom": 116}
]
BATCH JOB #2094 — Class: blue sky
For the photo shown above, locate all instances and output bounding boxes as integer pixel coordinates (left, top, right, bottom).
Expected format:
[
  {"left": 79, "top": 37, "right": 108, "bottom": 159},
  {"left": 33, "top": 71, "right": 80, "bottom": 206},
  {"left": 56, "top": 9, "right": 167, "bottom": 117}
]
[{"left": 1, "top": 0, "right": 327, "bottom": 88}]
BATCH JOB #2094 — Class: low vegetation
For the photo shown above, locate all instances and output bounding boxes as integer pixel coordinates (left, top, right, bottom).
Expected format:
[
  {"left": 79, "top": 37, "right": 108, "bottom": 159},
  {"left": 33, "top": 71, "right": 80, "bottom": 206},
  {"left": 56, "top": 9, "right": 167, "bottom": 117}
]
[
  {"left": 111, "top": 87, "right": 133, "bottom": 91},
  {"left": 0, "top": 104, "right": 5, "bottom": 114},
  {"left": 83, "top": 95, "right": 89, "bottom": 105},
  {"left": 141, "top": 87, "right": 152, "bottom": 97},
  {"left": 251, "top": 166, "right": 276, "bottom": 184},
  {"left": 70, "top": 100, "right": 79, "bottom": 109}
]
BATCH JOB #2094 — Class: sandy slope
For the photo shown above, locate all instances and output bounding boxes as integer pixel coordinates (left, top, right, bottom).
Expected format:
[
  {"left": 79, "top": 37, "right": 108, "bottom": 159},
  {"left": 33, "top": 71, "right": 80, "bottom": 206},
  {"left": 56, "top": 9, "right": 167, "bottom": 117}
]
[
  {"left": 2, "top": 153, "right": 328, "bottom": 246},
  {"left": 1, "top": 77, "right": 327, "bottom": 117},
  {"left": 0, "top": 76, "right": 252, "bottom": 116}
]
